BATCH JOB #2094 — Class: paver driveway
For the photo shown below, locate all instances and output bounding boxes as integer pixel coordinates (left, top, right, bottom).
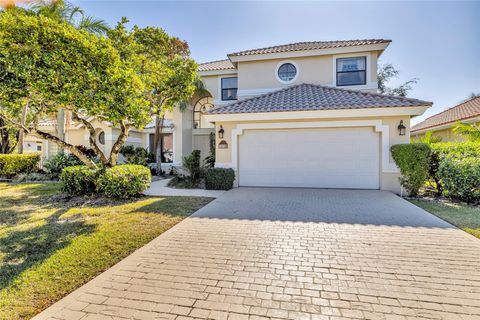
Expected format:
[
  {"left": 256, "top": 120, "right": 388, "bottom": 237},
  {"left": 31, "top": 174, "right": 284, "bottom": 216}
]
[{"left": 34, "top": 188, "right": 480, "bottom": 320}]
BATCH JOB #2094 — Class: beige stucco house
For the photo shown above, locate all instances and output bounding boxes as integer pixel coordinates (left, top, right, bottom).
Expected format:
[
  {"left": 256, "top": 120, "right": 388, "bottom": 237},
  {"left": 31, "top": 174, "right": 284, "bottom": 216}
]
[
  {"left": 26, "top": 39, "right": 432, "bottom": 193},
  {"left": 411, "top": 96, "right": 480, "bottom": 141}
]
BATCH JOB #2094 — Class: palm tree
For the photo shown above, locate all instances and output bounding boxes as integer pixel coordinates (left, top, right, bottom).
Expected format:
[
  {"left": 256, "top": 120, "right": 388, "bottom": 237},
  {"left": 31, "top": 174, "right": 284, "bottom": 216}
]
[
  {"left": 415, "top": 131, "right": 442, "bottom": 144},
  {"left": 453, "top": 122, "right": 480, "bottom": 142},
  {"left": 30, "top": 0, "right": 109, "bottom": 35}
]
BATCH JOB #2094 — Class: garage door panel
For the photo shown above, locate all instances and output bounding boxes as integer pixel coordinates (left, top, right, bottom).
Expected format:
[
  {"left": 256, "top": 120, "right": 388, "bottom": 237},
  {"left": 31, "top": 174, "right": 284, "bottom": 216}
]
[{"left": 238, "top": 127, "right": 379, "bottom": 189}]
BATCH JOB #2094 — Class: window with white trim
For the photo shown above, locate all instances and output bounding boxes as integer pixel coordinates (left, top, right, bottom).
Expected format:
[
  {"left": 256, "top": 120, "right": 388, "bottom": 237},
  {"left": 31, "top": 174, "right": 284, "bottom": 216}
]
[
  {"left": 336, "top": 56, "right": 366, "bottom": 86},
  {"left": 277, "top": 63, "right": 297, "bottom": 82},
  {"left": 221, "top": 77, "right": 238, "bottom": 101}
]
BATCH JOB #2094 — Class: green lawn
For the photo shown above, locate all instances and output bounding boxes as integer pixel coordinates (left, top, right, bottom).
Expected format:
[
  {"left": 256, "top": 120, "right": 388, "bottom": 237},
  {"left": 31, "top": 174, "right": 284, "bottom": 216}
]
[
  {"left": 410, "top": 199, "right": 480, "bottom": 239},
  {"left": 0, "top": 182, "right": 211, "bottom": 320}
]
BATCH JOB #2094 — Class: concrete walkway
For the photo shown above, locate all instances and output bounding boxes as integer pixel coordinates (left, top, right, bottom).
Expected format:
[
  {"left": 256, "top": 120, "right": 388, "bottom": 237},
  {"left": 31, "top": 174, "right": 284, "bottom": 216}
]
[
  {"left": 144, "top": 179, "right": 226, "bottom": 198},
  {"left": 34, "top": 188, "right": 480, "bottom": 320}
]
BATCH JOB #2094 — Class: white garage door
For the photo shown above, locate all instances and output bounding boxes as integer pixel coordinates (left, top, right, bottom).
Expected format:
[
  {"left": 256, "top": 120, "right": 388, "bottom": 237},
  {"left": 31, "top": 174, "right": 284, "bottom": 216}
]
[{"left": 238, "top": 127, "right": 380, "bottom": 189}]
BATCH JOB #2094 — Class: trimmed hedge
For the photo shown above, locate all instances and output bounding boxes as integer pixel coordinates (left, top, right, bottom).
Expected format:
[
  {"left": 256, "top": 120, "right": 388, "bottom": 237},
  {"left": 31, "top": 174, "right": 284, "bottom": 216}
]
[
  {"left": 97, "top": 164, "right": 151, "bottom": 199},
  {"left": 431, "top": 142, "right": 480, "bottom": 159},
  {"left": 391, "top": 143, "right": 431, "bottom": 196},
  {"left": 437, "top": 156, "right": 480, "bottom": 203},
  {"left": 0, "top": 154, "right": 40, "bottom": 177},
  {"left": 205, "top": 168, "right": 235, "bottom": 190},
  {"left": 60, "top": 166, "right": 99, "bottom": 195}
]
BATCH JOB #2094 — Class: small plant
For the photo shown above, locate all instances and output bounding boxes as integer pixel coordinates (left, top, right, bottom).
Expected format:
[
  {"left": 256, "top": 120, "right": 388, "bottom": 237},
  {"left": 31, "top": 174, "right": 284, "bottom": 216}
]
[
  {"left": 120, "top": 145, "right": 153, "bottom": 166},
  {"left": 97, "top": 164, "right": 151, "bottom": 199},
  {"left": 182, "top": 150, "right": 202, "bottom": 185},
  {"left": 43, "top": 152, "right": 83, "bottom": 178},
  {"left": 205, "top": 168, "right": 235, "bottom": 190},
  {"left": 60, "top": 166, "right": 99, "bottom": 195},
  {"left": 391, "top": 143, "right": 431, "bottom": 196},
  {"left": 204, "top": 132, "right": 216, "bottom": 168},
  {"left": 0, "top": 154, "right": 40, "bottom": 177}
]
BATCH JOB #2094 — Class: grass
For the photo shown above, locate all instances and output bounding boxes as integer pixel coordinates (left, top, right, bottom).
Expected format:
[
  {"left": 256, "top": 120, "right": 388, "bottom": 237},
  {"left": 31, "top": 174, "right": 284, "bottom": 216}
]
[
  {"left": 0, "top": 182, "right": 212, "bottom": 320},
  {"left": 410, "top": 199, "right": 480, "bottom": 239}
]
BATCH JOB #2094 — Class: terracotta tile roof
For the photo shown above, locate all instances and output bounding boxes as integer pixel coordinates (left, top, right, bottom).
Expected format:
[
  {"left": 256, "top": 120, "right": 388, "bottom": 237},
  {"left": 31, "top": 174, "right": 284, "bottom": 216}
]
[
  {"left": 38, "top": 119, "right": 56, "bottom": 126},
  {"left": 411, "top": 96, "right": 480, "bottom": 132},
  {"left": 144, "top": 119, "right": 174, "bottom": 129},
  {"left": 209, "top": 83, "right": 431, "bottom": 114},
  {"left": 228, "top": 39, "right": 391, "bottom": 57},
  {"left": 198, "top": 59, "right": 235, "bottom": 72}
]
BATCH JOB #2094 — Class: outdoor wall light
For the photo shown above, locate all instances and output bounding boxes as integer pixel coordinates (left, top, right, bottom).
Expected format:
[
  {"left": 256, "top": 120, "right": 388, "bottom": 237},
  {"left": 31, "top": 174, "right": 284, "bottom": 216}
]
[
  {"left": 218, "top": 125, "right": 224, "bottom": 139},
  {"left": 218, "top": 140, "right": 228, "bottom": 149},
  {"left": 398, "top": 120, "right": 406, "bottom": 136}
]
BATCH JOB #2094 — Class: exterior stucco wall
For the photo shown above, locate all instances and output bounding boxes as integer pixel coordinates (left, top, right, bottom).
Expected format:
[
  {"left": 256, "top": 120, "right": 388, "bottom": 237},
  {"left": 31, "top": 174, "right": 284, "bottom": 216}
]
[
  {"left": 411, "top": 127, "right": 467, "bottom": 142},
  {"left": 214, "top": 115, "right": 410, "bottom": 194}
]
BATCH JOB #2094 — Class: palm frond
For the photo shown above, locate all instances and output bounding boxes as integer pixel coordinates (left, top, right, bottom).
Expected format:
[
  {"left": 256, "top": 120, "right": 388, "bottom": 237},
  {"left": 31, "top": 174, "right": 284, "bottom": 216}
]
[
  {"left": 418, "top": 131, "right": 442, "bottom": 144},
  {"left": 176, "top": 100, "right": 189, "bottom": 112},
  {"left": 77, "top": 16, "right": 110, "bottom": 35},
  {"left": 453, "top": 122, "right": 480, "bottom": 142}
]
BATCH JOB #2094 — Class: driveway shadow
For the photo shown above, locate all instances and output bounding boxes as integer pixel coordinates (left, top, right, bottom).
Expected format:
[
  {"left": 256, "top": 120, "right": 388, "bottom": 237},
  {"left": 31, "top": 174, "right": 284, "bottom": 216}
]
[{"left": 192, "top": 188, "right": 454, "bottom": 228}]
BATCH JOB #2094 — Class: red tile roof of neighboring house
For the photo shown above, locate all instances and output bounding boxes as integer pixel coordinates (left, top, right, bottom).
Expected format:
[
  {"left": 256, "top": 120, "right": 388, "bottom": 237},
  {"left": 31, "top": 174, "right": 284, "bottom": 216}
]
[
  {"left": 227, "top": 39, "right": 391, "bottom": 57},
  {"left": 198, "top": 59, "right": 235, "bottom": 72},
  {"left": 411, "top": 96, "right": 480, "bottom": 132},
  {"left": 209, "top": 83, "right": 431, "bottom": 114}
]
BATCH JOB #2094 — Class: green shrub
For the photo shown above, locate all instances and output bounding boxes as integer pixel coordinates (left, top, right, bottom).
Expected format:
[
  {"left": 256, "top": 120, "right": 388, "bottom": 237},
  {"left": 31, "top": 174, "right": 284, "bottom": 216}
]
[
  {"left": 437, "top": 157, "right": 480, "bottom": 203},
  {"left": 120, "top": 145, "right": 153, "bottom": 166},
  {"left": 43, "top": 152, "right": 83, "bottom": 178},
  {"left": 391, "top": 143, "right": 431, "bottom": 196},
  {"left": 183, "top": 150, "right": 202, "bottom": 184},
  {"left": 430, "top": 142, "right": 480, "bottom": 159},
  {"left": 0, "top": 154, "right": 40, "bottom": 177},
  {"left": 205, "top": 168, "right": 235, "bottom": 190},
  {"left": 60, "top": 166, "right": 99, "bottom": 195},
  {"left": 97, "top": 164, "right": 151, "bottom": 199}
]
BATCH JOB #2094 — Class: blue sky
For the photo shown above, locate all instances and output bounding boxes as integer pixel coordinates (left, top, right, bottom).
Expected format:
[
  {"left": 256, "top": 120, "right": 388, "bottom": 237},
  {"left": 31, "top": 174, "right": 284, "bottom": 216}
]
[{"left": 72, "top": 0, "right": 480, "bottom": 124}]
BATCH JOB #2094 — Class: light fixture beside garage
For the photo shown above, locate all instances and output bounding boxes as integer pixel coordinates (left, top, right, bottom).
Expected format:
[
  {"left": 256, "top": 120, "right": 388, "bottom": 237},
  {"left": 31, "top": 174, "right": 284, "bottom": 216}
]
[
  {"left": 218, "top": 125, "right": 225, "bottom": 139},
  {"left": 397, "top": 120, "right": 406, "bottom": 136},
  {"left": 218, "top": 140, "right": 228, "bottom": 149}
]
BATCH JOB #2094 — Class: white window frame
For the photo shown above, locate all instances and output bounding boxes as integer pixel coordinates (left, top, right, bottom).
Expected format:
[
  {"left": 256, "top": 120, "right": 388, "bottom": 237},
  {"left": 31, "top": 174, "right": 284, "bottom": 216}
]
[
  {"left": 332, "top": 53, "right": 376, "bottom": 90},
  {"left": 275, "top": 60, "right": 299, "bottom": 84}
]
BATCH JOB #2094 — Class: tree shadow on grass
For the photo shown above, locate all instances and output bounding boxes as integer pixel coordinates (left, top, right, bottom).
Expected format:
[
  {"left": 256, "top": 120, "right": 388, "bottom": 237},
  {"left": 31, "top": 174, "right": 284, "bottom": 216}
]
[
  {"left": 131, "top": 197, "right": 212, "bottom": 217},
  {"left": 0, "top": 208, "right": 96, "bottom": 290}
]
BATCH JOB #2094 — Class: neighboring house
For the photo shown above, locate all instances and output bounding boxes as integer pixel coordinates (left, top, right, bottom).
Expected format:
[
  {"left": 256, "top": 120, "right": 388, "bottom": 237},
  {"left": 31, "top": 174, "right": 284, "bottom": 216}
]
[
  {"left": 411, "top": 96, "right": 480, "bottom": 141},
  {"left": 25, "top": 39, "right": 432, "bottom": 193}
]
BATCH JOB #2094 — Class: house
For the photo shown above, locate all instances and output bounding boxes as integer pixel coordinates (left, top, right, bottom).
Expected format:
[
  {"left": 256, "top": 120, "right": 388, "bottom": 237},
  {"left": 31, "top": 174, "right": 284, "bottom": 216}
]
[
  {"left": 25, "top": 39, "right": 432, "bottom": 193},
  {"left": 411, "top": 96, "right": 480, "bottom": 141}
]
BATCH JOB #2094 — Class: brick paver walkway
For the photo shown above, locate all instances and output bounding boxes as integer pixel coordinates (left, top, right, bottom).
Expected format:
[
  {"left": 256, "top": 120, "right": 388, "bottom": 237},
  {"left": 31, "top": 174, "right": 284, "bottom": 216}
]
[{"left": 34, "top": 189, "right": 480, "bottom": 320}]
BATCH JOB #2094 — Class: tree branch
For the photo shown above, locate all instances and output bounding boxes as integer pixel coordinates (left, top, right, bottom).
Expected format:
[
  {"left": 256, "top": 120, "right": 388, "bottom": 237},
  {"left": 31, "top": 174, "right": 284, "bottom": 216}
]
[
  {"left": 109, "top": 120, "right": 130, "bottom": 167},
  {"left": 71, "top": 111, "right": 109, "bottom": 165}
]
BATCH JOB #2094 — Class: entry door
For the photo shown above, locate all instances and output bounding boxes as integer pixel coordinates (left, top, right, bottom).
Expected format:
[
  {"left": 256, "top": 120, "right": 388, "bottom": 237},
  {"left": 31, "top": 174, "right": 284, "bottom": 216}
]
[{"left": 238, "top": 127, "right": 380, "bottom": 189}]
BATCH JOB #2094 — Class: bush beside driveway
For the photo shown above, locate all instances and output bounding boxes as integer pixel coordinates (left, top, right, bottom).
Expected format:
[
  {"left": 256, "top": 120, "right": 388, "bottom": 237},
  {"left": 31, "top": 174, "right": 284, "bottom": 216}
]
[{"left": 0, "top": 182, "right": 211, "bottom": 320}]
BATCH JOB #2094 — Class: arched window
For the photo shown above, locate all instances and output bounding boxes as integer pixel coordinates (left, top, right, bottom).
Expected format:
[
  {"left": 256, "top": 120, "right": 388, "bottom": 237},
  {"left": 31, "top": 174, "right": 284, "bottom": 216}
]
[{"left": 193, "top": 96, "right": 214, "bottom": 129}]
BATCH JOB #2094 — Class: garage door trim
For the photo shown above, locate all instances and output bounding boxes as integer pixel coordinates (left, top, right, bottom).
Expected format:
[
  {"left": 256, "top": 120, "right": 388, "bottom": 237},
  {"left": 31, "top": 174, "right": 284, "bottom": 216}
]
[{"left": 230, "top": 120, "right": 398, "bottom": 185}]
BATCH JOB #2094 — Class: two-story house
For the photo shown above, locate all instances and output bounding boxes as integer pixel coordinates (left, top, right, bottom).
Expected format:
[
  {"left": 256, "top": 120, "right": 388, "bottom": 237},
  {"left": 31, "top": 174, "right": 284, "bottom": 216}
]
[{"left": 26, "top": 39, "right": 431, "bottom": 193}]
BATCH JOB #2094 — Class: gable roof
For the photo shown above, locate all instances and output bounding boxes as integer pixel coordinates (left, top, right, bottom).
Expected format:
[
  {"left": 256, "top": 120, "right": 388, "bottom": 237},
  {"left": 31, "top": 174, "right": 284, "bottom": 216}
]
[
  {"left": 198, "top": 59, "right": 235, "bottom": 72},
  {"left": 228, "top": 39, "right": 391, "bottom": 57},
  {"left": 411, "top": 96, "right": 480, "bottom": 132},
  {"left": 209, "top": 83, "right": 431, "bottom": 114}
]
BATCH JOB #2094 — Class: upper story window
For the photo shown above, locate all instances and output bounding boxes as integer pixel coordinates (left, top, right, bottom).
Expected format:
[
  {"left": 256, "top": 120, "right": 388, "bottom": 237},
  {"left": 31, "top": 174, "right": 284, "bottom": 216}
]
[
  {"left": 336, "top": 56, "right": 366, "bottom": 86},
  {"left": 276, "top": 61, "right": 298, "bottom": 84},
  {"left": 277, "top": 63, "right": 297, "bottom": 82},
  {"left": 221, "top": 77, "right": 238, "bottom": 101}
]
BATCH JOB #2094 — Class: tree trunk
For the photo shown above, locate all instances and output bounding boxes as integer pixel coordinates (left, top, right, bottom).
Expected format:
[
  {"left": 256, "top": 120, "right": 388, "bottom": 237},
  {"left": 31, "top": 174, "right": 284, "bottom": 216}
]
[
  {"left": 17, "top": 102, "right": 28, "bottom": 154},
  {"left": 56, "top": 108, "right": 65, "bottom": 152},
  {"left": 32, "top": 129, "right": 97, "bottom": 168},
  {"left": 154, "top": 115, "right": 165, "bottom": 175},
  {"left": 71, "top": 112, "right": 109, "bottom": 166},
  {"left": 109, "top": 122, "right": 130, "bottom": 167},
  {"left": 0, "top": 118, "right": 11, "bottom": 154}
]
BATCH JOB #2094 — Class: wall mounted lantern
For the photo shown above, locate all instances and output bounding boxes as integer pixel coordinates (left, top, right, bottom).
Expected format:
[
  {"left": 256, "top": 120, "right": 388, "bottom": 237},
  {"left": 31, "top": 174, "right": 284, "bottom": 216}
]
[
  {"left": 397, "top": 120, "right": 406, "bottom": 136},
  {"left": 218, "top": 125, "right": 225, "bottom": 139},
  {"left": 218, "top": 140, "right": 228, "bottom": 149}
]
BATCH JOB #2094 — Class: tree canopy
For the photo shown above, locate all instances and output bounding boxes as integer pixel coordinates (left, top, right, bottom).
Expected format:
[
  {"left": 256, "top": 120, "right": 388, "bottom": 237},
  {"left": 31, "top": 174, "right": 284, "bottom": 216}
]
[
  {"left": 377, "top": 63, "right": 418, "bottom": 97},
  {"left": 0, "top": 7, "right": 198, "bottom": 167}
]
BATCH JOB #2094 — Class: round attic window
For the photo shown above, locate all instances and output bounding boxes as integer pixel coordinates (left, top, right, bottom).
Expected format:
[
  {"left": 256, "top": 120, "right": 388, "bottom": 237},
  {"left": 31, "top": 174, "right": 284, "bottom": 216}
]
[
  {"left": 277, "top": 62, "right": 297, "bottom": 83},
  {"left": 98, "top": 131, "right": 105, "bottom": 145}
]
